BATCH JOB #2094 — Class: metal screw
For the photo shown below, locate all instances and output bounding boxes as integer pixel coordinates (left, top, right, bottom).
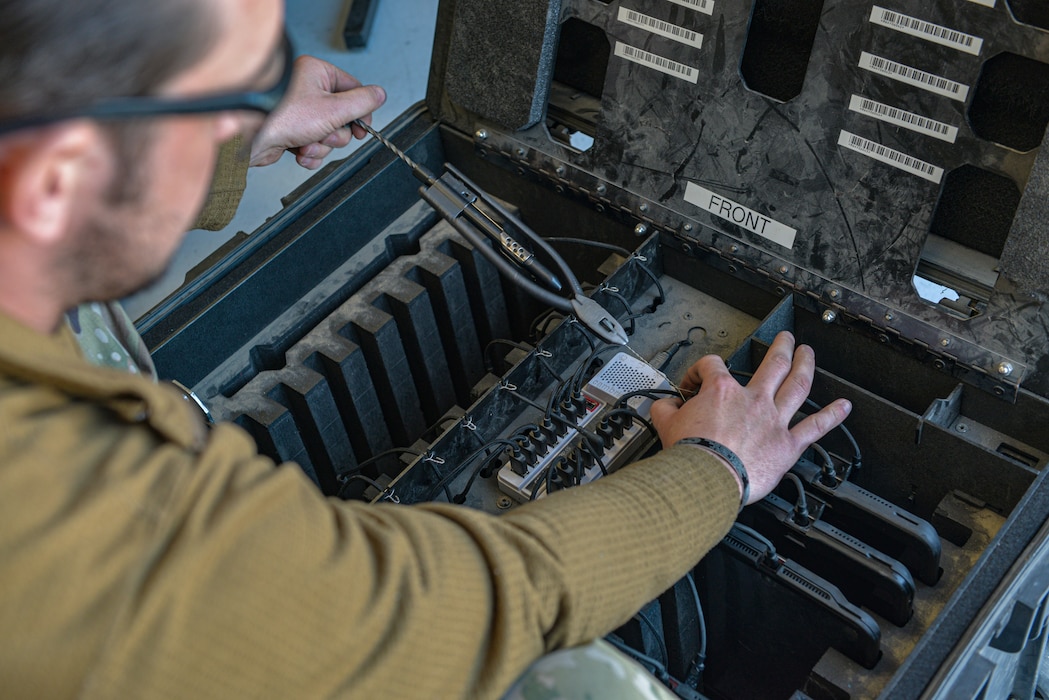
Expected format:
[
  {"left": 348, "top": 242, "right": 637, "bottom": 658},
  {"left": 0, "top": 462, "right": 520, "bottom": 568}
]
[
  {"left": 885, "top": 313, "right": 894, "bottom": 322},
  {"left": 822, "top": 310, "right": 837, "bottom": 324},
  {"left": 555, "top": 165, "right": 566, "bottom": 177},
  {"left": 778, "top": 265, "right": 789, "bottom": 275},
  {"left": 683, "top": 223, "right": 693, "bottom": 232},
  {"left": 639, "top": 203, "right": 649, "bottom": 213},
  {"left": 634, "top": 223, "right": 649, "bottom": 236},
  {"left": 956, "top": 423, "right": 968, "bottom": 433},
  {"left": 497, "top": 497, "right": 513, "bottom": 510},
  {"left": 828, "top": 288, "right": 841, "bottom": 299},
  {"left": 476, "top": 129, "right": 488, "bottom": 141},
  {"left": 940, "top": 338, "right": 951, "bottom": 347},
  {"left": 998, "top": 362, "right": 1014, "bottom": 377},
  {"left": 730, "top": 245, "right": 739, "bottom": 253},
  {"left": 596, "top": 183, "right": 607, "bottom": 195},
  {"left": 516, "top": 147, "right": 526, "bottom": 157}
]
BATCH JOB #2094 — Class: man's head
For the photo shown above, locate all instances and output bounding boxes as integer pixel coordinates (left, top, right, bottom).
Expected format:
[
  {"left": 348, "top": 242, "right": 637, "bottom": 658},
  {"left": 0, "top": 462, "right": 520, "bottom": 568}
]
[{"left": 0, "top": 0, "right": 285, "bottom": 332}]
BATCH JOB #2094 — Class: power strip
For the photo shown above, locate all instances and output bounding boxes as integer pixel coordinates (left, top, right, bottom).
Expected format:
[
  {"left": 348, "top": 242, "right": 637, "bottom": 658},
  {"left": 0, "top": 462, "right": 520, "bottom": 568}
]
[{"left": 497, "top": 352, "right": 672, "bottom": 502}]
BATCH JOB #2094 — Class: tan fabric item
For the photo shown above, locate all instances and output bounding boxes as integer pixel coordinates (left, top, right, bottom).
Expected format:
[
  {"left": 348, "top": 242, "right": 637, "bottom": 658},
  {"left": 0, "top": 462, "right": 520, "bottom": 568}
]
[
  {"left": 194, "top": 134, "right": 248, "bottom": 232},
  {"left": 0, "top": 309, "right": 739, "bottom": 700}
]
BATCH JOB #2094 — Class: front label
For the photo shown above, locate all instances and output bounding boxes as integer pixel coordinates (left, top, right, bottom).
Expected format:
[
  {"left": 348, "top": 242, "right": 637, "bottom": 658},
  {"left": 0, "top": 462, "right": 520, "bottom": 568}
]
[
  {"left": 618, "top": 8, "right": 703, "bottom": 49},
  {"left": 859, "top": 51, "right": 970, "bottom": 101},
  {"left": 614, "top": 41, "right": 699, "bottom": 83},
  {"left": 838, "top": 130, "right": 944, "bottom": 183},
  {"left": 684, "top": 183, "right": 798, "bottom": 249}
]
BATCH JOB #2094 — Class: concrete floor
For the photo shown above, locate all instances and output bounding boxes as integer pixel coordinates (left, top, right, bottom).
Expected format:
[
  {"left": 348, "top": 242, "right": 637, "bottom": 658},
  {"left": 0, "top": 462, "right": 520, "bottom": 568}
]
[{"left": 125, "top": 0, "right": 439, "bottom": 318}]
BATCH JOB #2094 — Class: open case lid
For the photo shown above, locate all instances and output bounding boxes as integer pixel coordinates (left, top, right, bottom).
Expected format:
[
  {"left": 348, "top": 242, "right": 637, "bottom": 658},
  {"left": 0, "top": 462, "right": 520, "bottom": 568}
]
[{"left": 424, "top": 0, "right": 1049, "bottom": 400}]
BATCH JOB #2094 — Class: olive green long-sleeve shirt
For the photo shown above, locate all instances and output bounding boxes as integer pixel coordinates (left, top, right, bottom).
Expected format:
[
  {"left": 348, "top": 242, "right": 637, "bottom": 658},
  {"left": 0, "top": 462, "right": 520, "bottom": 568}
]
[{"left": 0, "top": 310, "right": 739, "bottom": 699}]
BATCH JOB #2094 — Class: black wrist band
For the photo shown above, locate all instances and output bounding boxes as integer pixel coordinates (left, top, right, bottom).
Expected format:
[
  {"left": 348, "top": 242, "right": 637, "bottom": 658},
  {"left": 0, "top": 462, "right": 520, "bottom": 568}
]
[{"left": 677, "top": 437, "right": 750, "bottom": 509}]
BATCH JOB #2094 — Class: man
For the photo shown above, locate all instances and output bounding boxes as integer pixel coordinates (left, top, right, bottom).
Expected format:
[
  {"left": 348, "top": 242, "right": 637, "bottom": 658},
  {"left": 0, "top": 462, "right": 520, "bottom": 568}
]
[
  {"left": 67, "top": 50, "right": 390, "bottom": 377},
  {"left": 0, "top": 1, "right": 851, "bottom": 699}
]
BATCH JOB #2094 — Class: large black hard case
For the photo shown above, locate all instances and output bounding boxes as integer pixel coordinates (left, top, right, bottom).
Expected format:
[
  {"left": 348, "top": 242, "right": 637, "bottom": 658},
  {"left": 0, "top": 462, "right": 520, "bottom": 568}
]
[{"left": 141, "top": 0, "right": 1049, "bottom": 697}]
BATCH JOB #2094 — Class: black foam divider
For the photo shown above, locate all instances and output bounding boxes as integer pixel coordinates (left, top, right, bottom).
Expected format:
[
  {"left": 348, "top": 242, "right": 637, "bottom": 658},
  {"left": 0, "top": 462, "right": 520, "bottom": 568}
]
[
  {"left": 275, "top": 366, "right": 353, "bottom": 495},
  {"left": 348, "top": 308, "right": 427, "bottom": 448},
  {"left": 235, "top": 399, "right": 318, "bottom": 485},
  {"left": 442, "top": 237, "right": 511, "bottom": 350},
  {"left": 369, "top": 280, "right": 456, "bottom": 427},
  {"left": 305, "top": 339, "right": 394, "bottom": 465},
  {"left": 410, "top": 252, "right": 486, "bottom": 407}
]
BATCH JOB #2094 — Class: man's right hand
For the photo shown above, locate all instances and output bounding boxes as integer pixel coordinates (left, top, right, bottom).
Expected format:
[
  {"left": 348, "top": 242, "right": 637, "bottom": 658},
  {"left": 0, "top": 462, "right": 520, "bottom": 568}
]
[
  {"left": 649, "top": 331, "right": 851, "bottom": 505},
  {"left": 250, "top": 56, "right": 387, "bottom": 170}
]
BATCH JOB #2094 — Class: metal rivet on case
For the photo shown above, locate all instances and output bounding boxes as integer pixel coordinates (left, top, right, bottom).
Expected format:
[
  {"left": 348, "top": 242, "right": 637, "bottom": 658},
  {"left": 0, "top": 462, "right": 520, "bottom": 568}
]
[
  {"left": 822, "top": 310, "right": 837, "bottom": 324},
  {"left": 475, "top": 129, "right": 488, "bottom": 140}
]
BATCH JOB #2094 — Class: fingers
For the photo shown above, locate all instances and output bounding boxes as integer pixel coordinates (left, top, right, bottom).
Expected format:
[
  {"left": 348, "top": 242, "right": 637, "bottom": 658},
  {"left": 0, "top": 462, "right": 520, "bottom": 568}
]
[
  {"left": 749, "top": 331, "right": 796, "bottom": 397},
  {"left": 677, "top": 352, "right": 731, "bottom": 395},
  {"left": 789, "top": 398, "right": 852, "bottom": 447},
  {"left": 648, "top": 396, "right": 683, "bottom": 438}
]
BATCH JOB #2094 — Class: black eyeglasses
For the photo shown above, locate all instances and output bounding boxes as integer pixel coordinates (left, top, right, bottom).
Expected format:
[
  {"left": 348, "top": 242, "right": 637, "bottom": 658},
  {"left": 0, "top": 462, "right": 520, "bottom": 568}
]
[{"left": 0, "top": 32, "right": 294, "bottom": 136}]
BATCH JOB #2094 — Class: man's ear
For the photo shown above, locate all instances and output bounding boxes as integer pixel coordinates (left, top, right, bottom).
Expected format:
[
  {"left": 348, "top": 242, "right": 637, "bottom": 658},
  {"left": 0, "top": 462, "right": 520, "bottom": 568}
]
[{"left": 0, "top": 122, "right": 104, "bottom": 247}]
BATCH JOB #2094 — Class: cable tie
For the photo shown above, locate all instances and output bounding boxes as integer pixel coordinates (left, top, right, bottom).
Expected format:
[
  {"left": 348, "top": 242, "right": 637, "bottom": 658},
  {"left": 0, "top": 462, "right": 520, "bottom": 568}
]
[
  {"left": 423, "top": 453, "right": 446, "bottom": 466},
  {"left": 631, "top": 254, "right": 648, "bottom": 262},
  {"left": 536, "top": 349, "right": 553, "bottom": 358},
  {"left": 461, "top": 416, "right": 477, "bottom": 431},
  {"left": 381, "top": 487, "right": 400, "bottom": 504},
  {"left": 599, "top": 284, "right": 620, "bottom": 294},
  {"left": 500, "top": 381, "right": 518, "bottom": 392}
]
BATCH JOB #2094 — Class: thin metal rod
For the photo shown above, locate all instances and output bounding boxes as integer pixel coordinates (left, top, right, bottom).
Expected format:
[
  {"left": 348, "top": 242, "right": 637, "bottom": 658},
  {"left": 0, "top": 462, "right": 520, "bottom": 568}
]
[{"left": 353, "top": 118, "right": 436, "bottom": 186}]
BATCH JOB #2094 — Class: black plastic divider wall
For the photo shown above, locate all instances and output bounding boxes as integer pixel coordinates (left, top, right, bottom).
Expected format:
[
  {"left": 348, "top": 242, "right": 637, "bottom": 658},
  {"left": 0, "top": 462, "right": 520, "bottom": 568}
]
[{"left": 220, "top": 220, "right": 522, "bottom": 493}]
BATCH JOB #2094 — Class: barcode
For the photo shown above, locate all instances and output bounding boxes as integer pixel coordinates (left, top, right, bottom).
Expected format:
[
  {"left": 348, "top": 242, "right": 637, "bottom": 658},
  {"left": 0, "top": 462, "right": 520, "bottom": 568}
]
[
  {"left": 615, "top": 42, "right": 699, "bottom": 83},
  {"left": 620, "top": 8, "right": 703, "bottom": 48},
  {"left": 859, "top": 51, "right": 970, "bottom": 102},
  {"left": 871, "top": 6, "right": 983, "bottom": 56},
  {"left": 838, "top": 130, "right": 944, "bottom": 183},
  {"left": 666, "top": 0, "right": 715, "bottom": 15},
  {"left": 849, "top": 94, "right": 958, "bottom": 143},
  {"left": 626, "top": 10, "right": 698, "bottom": 42}
]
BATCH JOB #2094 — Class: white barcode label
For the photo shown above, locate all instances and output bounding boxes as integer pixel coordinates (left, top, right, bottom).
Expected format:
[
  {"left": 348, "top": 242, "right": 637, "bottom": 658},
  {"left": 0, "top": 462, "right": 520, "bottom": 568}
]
[
  {"left": 859, "top": 51, "right": 969, "bottom": 101},
  {"left": 965, "top": 0, "right": 995, "bottom": 7},
  {"left": 618, "top": 8, "right": 703, "bottom": 48},
  {"left": 848, "top": 94, "right": 959, "bottom": 143},
  {"left": 870, "top": 6, "right": 983, "bottom": 56},
  {"left": 684, "top": 182, "right": 798, "bottom": 249},
  {"left": 838, "top": 130, "right": 944, "bottom": 183},
  {"left": 614, "top": 41, "right": 699, "bottom": 84},
  {"left": 665, "top": 0, "right": 715, "bottom": 16}
]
